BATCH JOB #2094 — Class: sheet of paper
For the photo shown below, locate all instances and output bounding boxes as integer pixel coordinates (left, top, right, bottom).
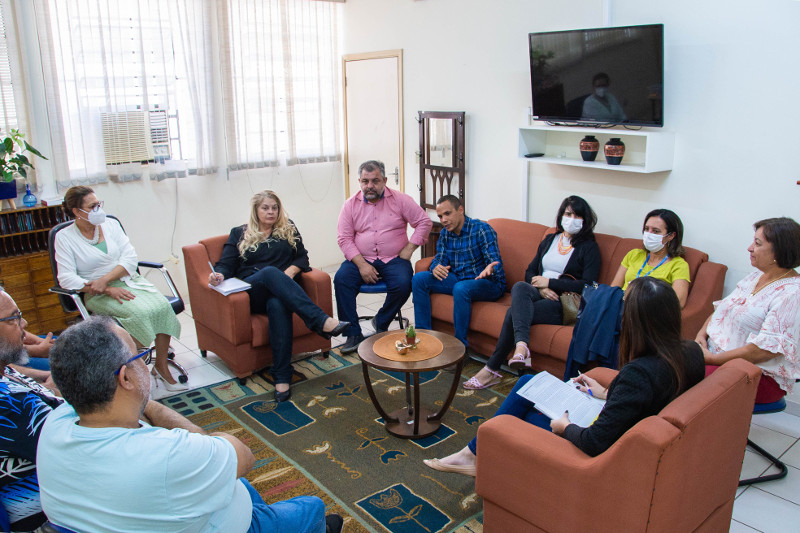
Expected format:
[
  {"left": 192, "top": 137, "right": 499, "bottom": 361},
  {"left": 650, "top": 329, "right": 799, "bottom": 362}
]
[
  {"left": 516, "top": 371, "right": 606, "bottom": 428},
  {"left": 209, "top": 277, "right": 251, "bottom": 295}
]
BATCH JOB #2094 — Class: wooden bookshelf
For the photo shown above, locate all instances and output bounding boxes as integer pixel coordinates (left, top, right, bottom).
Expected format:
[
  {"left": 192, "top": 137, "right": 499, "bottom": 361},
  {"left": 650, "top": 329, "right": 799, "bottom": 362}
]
[{"left": 0, "top": 204, "right": 79, "bottom": 334}]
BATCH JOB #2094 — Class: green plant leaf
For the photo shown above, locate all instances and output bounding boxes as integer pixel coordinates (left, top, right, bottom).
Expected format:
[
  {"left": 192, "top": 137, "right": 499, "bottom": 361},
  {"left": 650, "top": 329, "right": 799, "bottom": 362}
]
[
  {"left": 2, "top": 138, "right": 12, "bottom": 153},
  {"left": 18, "top": 167, "right": 26, "bottom": 179},
  {"left": 23, "top": 141, "right": 47, "bottom": 159}
]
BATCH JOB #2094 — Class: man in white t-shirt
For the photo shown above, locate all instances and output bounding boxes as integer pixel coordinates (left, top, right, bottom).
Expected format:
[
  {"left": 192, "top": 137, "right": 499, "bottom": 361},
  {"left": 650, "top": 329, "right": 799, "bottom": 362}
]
[{"left": 37, "top": 316, "right": 341, "bottom": 533}]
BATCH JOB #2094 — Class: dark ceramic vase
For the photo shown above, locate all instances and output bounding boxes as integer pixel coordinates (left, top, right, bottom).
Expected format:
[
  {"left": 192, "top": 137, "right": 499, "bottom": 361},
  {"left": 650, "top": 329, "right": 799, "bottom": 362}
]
[
  {"left": 604, "top": 137, "right": 625, "bottom": 165},
  {"left": 579, "top": 135, "right": 599, "bottom": 162}
]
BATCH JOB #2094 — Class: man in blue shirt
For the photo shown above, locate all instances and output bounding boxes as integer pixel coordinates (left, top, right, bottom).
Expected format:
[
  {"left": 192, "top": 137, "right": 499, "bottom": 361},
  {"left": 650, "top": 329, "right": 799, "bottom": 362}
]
[
  {"left": 0, "top": 289, "right": 62, "bottom": 532},
  {"left": 412, "top": 195, "right": 506, "bottom": 346},
  {"left": 38, "top": 316, "right": 342, "bottom": 533}
]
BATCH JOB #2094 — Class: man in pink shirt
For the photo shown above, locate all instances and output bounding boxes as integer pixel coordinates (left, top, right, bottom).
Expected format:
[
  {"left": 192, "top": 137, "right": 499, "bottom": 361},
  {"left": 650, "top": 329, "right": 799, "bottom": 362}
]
[{"left": 335, "top": 160, "right": 432, "bottom": 353}]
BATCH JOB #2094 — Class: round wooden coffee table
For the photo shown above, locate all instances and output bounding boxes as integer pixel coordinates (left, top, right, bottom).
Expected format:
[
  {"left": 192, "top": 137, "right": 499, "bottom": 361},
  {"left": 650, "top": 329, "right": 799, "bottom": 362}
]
[{"left": 357, "top": 329, "right": 465, "bottom": 439}]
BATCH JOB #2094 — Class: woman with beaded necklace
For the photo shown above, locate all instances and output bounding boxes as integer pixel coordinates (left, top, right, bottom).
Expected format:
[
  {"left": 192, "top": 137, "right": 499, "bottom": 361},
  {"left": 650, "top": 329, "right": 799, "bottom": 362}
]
[
  {"left": 464, "top": 196, "right": 601, "bottom": 389},
  {"left": 696, "top": 217, "right": 800, "bottom": 404},
  {"left": 55, "top": 186, "right": 185, "bottom": 391}
]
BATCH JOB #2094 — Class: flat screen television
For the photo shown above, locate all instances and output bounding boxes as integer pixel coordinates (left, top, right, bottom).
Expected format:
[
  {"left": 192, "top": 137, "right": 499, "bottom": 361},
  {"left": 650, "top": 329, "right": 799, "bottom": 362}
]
[{"left": 529, "top": 24, "right": 664, "bottom": 127}]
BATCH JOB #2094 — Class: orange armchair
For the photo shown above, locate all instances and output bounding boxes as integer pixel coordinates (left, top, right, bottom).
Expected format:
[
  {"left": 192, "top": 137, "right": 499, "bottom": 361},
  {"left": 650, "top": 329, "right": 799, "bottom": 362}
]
[
  {"left": 475, "top": 359, "right": 761, "bottom": 532},
  {"left": 182, "top": 235, "right": 333, "bottom": 382}
]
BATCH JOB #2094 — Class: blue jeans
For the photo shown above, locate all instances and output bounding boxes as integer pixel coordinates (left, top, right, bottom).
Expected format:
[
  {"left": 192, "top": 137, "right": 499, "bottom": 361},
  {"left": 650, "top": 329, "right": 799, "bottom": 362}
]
[
  {"left": 467, "top": 374, "right": 551, "bottom": 455},
  {"left": 412, "top": 272, "right": 504, "bottom": 346},
  {"left": 244, "top": 267, "right": 329, "bottom": 384},
  {"left": 242, "top": 478, "right": 325, "bottom": 533},
  {"left": 334, "top": 257, "right": 413, "bottom": 337},
  {"left": 24, "top": 357, "right": 51, "bottom": 371},
  {"left": 486, "top": 282, "right": 562, "bottom": 371}
]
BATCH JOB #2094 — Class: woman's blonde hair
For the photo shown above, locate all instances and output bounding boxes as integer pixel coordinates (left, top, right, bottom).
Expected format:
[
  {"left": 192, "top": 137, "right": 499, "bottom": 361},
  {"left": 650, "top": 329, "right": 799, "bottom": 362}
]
[{"left": 238, "top": 190, "right": 296, "bottom": 257}]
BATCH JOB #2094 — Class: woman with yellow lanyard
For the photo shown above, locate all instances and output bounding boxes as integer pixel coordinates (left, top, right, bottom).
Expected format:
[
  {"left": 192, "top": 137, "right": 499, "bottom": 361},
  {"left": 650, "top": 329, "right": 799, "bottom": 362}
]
[{"left": 610, "top": 209, "right": 690, "bottom": 306}]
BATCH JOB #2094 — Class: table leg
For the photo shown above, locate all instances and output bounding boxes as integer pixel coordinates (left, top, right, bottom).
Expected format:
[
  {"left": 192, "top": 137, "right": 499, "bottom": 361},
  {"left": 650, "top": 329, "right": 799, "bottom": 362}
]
[
  {"left": 429, "top": 356, "right": 465, "bottom": 422},
  {"left": 361, "top": 362, "right": 397, "bottom": 423},
  {"left": 405, "top": 372, "right": 413, "bottom": 417},
  {"left": 413, "top": 372, "right": 421, "bottom": 435}
]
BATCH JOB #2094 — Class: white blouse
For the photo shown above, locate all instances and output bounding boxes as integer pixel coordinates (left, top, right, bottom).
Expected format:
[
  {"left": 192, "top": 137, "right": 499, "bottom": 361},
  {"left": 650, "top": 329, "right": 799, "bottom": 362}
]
[
  {"left": 54, "top": 219, "right": 152, "bottom": 292},
  {"left": 540, "top": 233, "right": 574, "bottom": 279},
  {"left": 707, "top": 271, "right": 800, "bottom": 393}
]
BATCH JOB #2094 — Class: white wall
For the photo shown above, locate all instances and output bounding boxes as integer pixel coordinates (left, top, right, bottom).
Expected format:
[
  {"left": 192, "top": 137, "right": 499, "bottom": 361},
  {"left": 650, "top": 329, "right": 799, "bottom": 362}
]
[
  {"left": 82, "top": 162, "right": 344, "bottom": 296},
  {"left": 342, "top": 0, "right": 800, "bottom": 295}
]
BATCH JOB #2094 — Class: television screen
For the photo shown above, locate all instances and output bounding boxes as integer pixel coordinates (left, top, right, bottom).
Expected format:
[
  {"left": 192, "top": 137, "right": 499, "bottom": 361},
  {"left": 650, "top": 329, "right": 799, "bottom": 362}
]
[{"left": 529, "top": 24, "right": 664, "bottom": 127}]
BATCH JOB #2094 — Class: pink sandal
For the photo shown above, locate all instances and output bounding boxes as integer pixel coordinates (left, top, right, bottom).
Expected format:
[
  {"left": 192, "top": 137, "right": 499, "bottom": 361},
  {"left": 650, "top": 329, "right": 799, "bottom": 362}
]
[
  {"left": 463, "top": 366, "right": 503, "bottom": 390},
  {"left": 508, "top": 344, "right": 531, "bottom": 369}
]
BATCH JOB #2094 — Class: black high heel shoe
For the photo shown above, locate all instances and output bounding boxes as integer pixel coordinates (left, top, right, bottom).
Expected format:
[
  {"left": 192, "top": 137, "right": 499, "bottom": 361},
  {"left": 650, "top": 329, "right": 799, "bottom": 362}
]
[
  {"left": 274, "top": 388, "right": 292, "bottom": 403},
  {"left": 320, "top": 320, "right": 350, "bottom": 340}
]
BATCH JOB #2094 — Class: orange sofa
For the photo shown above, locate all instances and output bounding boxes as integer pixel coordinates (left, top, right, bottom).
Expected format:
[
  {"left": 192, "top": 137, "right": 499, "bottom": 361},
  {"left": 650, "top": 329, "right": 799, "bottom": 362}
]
[
  {"left": 414, "top": 218, "right": 727, "bottom": 377},
  {"left": 182, "top": 235, "right": 333, "bottom": 381},
  {"left": 475, "top": 358, "right": 761, "bottom": 532}
]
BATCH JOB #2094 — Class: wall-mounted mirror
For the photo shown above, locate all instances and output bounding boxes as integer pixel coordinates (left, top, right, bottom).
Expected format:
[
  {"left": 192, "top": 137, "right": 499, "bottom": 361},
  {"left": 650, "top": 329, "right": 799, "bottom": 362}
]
[{"left": 417, "top": 111, "right": 465, "bottom": 256}]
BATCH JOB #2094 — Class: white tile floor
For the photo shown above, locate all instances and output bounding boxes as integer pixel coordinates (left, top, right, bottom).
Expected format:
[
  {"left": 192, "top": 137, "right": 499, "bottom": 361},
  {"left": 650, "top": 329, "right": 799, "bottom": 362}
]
[{"left": 163, "top": 263, "right": 799, "bottom": 532}]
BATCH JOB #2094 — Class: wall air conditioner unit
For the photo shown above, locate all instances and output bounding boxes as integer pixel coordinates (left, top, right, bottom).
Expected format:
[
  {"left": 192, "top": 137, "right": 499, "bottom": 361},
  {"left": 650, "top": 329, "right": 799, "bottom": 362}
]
[{"left": 101, "top": 109, "right": 171, "bottom": 165}]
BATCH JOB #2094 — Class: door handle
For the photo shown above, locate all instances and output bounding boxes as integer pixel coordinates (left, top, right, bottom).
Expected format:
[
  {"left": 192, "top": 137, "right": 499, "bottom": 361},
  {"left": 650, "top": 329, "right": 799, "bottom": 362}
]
[{"left": 388, "top": 166, "right": 399, "bottom": 185}]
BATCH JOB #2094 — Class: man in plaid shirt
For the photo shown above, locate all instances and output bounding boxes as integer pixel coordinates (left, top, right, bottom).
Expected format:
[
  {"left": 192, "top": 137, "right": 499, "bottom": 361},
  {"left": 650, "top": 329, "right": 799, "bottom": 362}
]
[{"left": 412, "top": 195, "right": 506, "bottom": 346}]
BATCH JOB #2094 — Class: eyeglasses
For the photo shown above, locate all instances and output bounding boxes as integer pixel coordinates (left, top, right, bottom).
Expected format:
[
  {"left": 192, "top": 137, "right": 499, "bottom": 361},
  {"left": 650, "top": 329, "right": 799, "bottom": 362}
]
[
  {"left": 114, "top": 347, "right": 152, "bottom": 375},
  {"left": 0, "top": 311, "right": 23, "bottom": 326},
  {"left": 81, "top": 200, "right": 104, "bottom": 213}
]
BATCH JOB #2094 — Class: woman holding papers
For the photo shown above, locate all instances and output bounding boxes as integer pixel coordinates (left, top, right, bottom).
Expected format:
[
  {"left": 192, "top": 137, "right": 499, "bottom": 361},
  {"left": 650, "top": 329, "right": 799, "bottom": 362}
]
[
  {"left": 209, "top": 190, "right": 348, "bottom": 402},
  {"left": 424, "top": 277, "right": 703, "bottom": 475},
  {"left": 464, "top": 195, "right": 600, "bottom": 389},
  {"left": 695, "top": 217, "right": 800, "bottom": 404},
  {"left": 55, "top": 186, "right": 185, "bottom": 390}
]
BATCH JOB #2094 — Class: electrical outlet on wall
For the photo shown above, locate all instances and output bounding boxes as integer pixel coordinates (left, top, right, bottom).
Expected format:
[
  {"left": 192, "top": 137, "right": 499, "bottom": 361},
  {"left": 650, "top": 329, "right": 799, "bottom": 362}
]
[{"left": 167, "top": 254, "right": 180, "bottom": 265}]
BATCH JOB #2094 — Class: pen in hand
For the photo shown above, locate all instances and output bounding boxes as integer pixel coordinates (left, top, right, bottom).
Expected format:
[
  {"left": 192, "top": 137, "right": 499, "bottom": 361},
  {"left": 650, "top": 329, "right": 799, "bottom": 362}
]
[{"left": 208, "top": 261, "right": 222, "bottom": 283}]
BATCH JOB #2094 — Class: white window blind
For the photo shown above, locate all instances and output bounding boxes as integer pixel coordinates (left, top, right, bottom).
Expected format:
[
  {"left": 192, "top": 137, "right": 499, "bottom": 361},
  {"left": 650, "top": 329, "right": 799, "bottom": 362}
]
[{"left": 31, "top": 0, "right": 341, "bottom": 186}]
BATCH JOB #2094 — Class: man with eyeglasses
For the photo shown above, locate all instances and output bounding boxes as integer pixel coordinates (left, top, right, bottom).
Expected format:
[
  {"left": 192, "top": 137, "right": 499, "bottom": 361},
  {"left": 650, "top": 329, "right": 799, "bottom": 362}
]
[
  {"left": 0, "top": 290, "right": 62, "bottom": 531},
  {"left": 37, "top": 316, "right": 342, "bottom": 533}
]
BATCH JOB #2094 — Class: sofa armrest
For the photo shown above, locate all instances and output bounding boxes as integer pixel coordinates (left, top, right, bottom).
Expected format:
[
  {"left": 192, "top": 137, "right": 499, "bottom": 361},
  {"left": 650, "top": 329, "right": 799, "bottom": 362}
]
[
  {"left": 476, "top": 414, "right": 679, "bottom": 532},
  {"left": 182, "top": 242, "right": 253, "bottom": 345},
  {"left": 681, "top": 260, "right": 727, "bottom": 339},
  {"left": 295, "top": 268, "right": 333, "bottom": 317},
  {"left": 415, "top": 257, "right": 433, "bottom": 274},
  {"left": 584, "top": 367, "right": 619, "bottom": 389}
]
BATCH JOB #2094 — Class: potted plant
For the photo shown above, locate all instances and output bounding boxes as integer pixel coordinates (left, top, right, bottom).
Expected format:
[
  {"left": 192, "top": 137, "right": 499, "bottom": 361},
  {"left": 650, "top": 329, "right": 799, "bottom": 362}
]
[
  {"left": 0, "top": 129, "right": 47, "bottom": 209},
  {"left": 405, "top": 325, "right": 417, "bottom": 346}
]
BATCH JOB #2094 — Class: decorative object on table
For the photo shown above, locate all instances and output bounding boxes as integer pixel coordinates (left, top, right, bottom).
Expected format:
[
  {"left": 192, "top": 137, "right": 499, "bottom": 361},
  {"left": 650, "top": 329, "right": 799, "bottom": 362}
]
[
  {"left": 579, "top": 135, "right": 600, "bottom": 161},
  {"left": 22, "top": 184, "right": 37, "bottom": 207},
  {"left": 394, "top": 340, "right": 409, "bottom": 355},
  {"left": 404, "top": 325, "right": 416, "bottom": 346},
  {"left": 604, "top": 137, "right": 626, "bottom": 165},
  {"left": 0, "top": 129, "right": 48, "bottom": 210}
]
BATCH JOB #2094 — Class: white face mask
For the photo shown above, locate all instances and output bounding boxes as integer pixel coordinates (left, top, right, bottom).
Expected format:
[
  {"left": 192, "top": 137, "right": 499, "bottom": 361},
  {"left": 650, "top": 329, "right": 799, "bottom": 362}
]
[
  {"left": 594, "top": 87, "right": 607, "bottom": 98},
  {"left": 642, "top": 231, "right": 667, "bottom": 253},
  {"left": 80, "top": 207, "right": 107, "bottom": 226},
  {"left": 561, "top": 217, "right": 583, "bottom": 235}
]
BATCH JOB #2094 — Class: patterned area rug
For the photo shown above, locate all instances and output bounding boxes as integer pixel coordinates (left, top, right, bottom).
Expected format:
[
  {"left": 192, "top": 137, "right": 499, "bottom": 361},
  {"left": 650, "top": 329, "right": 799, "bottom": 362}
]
[{"left": 160, "top": 350, "right": 517, "bottom": 533}]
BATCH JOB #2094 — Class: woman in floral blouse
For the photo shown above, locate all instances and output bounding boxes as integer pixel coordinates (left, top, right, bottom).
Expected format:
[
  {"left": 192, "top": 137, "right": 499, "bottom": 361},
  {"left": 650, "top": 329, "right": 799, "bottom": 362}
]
[{"left": 695, "top": 217, "right": 800, "bottom": 403}]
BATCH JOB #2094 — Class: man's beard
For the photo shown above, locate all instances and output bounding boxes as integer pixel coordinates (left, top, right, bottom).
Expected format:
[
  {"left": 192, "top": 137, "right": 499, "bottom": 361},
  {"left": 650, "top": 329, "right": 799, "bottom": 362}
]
[{"left": 0, "top": 340, "right": 29, "bottom": 367}]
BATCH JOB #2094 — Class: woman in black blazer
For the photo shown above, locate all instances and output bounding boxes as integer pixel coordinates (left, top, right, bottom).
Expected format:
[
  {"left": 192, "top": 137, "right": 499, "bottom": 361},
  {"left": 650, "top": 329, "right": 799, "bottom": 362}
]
[
  {"left": 209, "top": 190, "right": 348, "bottom": 401},
  {"left": 464, "top": 196, "right": 601, "bottom": 389}
]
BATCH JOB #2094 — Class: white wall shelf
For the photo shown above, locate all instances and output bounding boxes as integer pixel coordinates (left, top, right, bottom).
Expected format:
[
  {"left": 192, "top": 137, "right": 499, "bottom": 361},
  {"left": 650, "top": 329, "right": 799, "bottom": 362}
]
[{"left": 518, "top": 124, "right": 675, "bottom": 173}]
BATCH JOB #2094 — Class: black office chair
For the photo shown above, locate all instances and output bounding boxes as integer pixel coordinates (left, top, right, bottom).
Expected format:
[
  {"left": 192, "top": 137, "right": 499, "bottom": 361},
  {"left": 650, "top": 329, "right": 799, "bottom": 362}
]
[
  {"left": 356, "top": 281, "right": 409, "bottom": 332},
  {"left": 47, "top": 215, "right": 188, "bottom": 383},
  {"left": 739, "top": 397, "right": 790, "bottom": 486}
]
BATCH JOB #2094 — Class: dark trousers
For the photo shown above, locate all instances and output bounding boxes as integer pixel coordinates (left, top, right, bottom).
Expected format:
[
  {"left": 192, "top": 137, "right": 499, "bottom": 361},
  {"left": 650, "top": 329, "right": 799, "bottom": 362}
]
[
  {"left": 245, "top": 267, "right": 328, "bottom": 384},
  {"left": 486, "top": 282, "right": 562, "bottom": 371},
  {"left": 333, "top": 257, "right": 413, "bottom": 337}
]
